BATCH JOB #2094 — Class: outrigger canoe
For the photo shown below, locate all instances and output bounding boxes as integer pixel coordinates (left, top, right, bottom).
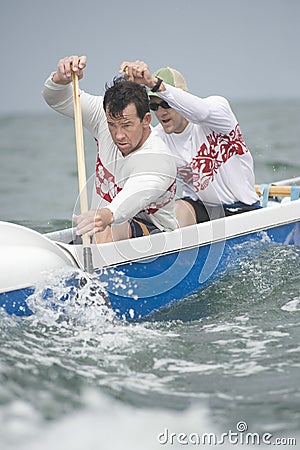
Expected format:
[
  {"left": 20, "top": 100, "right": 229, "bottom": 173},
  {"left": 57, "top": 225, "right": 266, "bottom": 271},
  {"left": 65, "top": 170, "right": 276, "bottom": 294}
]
[{"left": 1, "top": 177, "right": 299, "bottom": 320}]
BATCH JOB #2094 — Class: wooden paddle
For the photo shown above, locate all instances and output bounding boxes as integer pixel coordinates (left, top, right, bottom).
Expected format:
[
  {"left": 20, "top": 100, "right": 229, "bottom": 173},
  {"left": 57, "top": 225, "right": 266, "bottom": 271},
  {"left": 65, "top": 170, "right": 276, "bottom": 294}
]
[
  {"left": 255, "top": 184, "right": 296, "bottom": 197},
  {"left": 71, "top": 72, "right": 111, "bottom": 308},
  {"left": 72, "top": 71, "right": 94, "bottom": 274}
]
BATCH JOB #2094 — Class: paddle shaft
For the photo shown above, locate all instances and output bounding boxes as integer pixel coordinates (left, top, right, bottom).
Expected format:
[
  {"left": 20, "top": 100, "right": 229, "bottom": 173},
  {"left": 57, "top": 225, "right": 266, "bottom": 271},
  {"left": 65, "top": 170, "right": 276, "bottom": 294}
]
[
  {"left": 255, "top": 185, "right": 295, "bottom": 197},
  {"left": 72, "top": 72, "right": 94, "bottom": 274}
]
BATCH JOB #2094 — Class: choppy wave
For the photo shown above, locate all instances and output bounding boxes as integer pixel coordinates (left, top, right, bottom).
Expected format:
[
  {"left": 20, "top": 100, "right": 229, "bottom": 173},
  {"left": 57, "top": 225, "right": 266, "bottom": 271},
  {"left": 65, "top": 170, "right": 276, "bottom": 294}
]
[{"left": 0, "top": 244, "right": 299, "bottom": 448}]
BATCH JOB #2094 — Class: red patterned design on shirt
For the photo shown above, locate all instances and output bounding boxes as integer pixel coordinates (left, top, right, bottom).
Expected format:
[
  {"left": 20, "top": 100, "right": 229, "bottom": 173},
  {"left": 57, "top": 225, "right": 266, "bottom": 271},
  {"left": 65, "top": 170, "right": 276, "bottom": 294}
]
[
  {"left": 142, "top": 181, "right": 176, "bottom": 215},
  {"left": 188, "top": 124, "right": 248, "bottom": 191},
  {"left": 95, "top": 145, "right": 122, "bottom": 203}
]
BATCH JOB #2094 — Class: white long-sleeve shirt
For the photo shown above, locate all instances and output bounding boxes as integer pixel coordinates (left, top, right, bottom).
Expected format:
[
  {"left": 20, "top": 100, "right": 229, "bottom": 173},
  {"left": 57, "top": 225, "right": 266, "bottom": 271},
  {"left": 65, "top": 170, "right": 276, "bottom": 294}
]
[
  {"left": 43, "top": 76, "right": 177, "bottom": 231},
  {"left": 152, "top": 84, "right": 259, "bottom": 206}
]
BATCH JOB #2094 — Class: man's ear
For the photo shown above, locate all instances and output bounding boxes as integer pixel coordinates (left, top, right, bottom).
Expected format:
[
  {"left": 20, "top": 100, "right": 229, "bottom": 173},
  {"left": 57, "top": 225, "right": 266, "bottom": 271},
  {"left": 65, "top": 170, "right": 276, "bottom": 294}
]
[{"left": 143, "top": 112, "right": 152, "bottom": 127}]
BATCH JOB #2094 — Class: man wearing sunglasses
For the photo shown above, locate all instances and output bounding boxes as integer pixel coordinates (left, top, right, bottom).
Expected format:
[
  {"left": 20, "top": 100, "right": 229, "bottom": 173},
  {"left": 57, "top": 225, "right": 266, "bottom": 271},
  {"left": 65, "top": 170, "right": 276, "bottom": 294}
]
[{"left": 120, "top": 61, "right": 259, "bottom": 226}]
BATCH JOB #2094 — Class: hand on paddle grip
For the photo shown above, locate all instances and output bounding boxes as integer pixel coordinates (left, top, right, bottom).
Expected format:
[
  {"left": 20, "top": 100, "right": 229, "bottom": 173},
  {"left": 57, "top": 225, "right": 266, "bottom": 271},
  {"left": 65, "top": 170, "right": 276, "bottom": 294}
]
[
  {"left": 73, "top": 208, "right": 114, "bottom": 236},
  {"left": 53, "top": 55, "right": 87, "bottom": 84}
]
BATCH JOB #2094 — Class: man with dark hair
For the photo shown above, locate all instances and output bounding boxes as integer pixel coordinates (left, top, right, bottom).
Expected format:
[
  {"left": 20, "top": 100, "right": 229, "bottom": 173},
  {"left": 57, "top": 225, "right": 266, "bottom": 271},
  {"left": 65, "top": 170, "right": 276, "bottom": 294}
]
[{"left": 43, "top": 55, "right": 177, "bottom": 243}]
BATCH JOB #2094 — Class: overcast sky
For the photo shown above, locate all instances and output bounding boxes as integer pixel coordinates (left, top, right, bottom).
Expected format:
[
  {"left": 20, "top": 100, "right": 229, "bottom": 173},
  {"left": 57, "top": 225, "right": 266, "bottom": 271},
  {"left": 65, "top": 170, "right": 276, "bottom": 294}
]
[{"left": 1, "top": 0, "right": 299, "bottom": 115}]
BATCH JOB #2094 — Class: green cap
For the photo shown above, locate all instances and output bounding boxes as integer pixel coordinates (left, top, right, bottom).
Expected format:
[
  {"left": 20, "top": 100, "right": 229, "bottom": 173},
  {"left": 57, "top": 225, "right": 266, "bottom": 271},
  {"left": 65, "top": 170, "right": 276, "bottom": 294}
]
[{"left": 148, "top": 66, "right": 188, "bottom": 98}]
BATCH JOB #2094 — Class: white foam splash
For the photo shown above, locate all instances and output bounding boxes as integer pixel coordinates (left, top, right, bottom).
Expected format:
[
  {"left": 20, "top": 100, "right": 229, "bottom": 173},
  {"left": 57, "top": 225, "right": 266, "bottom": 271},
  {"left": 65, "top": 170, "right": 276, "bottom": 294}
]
[
  {"left": 281, "top": 298, "right": 300, "bottom": 312},
  {"left": 26, "top": 267, "right": 115, "bottom": 325}
]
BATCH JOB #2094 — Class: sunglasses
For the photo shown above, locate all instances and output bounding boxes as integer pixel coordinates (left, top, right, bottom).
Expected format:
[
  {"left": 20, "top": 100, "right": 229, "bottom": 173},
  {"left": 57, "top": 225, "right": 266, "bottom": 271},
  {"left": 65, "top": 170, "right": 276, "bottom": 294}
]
[{"left": 149, "top": 100, "right": 171, "bottom": 111}]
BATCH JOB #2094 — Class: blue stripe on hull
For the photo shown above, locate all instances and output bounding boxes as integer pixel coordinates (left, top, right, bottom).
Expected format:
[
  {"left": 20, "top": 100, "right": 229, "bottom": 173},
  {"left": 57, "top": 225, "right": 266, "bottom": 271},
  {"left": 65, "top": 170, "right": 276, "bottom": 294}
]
[
  {"left": 0, "top": 287, "right": 34, "bottom": 316},
  {"left": 0, "top": 221, "right": 299, "bottom": 319}
]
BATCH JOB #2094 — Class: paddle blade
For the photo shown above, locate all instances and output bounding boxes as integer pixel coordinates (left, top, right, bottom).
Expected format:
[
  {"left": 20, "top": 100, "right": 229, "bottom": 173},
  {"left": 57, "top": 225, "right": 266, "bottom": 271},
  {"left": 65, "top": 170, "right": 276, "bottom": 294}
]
[{"left": 83, "top": 246, "right": 94, "bottom": 274}]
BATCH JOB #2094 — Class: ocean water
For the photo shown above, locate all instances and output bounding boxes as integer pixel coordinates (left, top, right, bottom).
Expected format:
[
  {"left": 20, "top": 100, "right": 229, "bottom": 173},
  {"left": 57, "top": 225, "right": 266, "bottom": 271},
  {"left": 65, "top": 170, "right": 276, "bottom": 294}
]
[{"left": 0, "top": 101, "right": 300, "bottom": 449}]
